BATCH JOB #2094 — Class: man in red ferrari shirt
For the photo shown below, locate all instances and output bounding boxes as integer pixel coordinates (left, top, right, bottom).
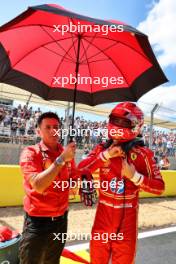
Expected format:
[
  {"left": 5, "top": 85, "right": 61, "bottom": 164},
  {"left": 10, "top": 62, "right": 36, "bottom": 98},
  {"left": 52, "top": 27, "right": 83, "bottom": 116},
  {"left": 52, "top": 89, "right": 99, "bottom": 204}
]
[
  {"left": 19, "top": 112, "right": 77, "bottom": 264},
  {"left": 78, "top": 102, "right": 165, "bottom": 264}
]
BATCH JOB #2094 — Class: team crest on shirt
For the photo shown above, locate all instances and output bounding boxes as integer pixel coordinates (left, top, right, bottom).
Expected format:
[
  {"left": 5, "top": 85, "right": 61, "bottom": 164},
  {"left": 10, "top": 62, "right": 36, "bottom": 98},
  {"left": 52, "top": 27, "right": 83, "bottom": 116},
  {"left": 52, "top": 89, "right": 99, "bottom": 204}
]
[{"left": 131, "top": 153, "right": 137, "bottom": 160}]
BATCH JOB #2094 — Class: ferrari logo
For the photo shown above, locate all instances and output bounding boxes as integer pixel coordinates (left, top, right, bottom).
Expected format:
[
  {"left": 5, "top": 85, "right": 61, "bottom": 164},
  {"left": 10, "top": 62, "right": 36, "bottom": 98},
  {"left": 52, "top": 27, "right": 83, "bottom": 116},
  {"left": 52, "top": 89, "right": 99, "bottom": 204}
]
[{"left": 131, "top": 153, "right": 137, "bottom": 160}]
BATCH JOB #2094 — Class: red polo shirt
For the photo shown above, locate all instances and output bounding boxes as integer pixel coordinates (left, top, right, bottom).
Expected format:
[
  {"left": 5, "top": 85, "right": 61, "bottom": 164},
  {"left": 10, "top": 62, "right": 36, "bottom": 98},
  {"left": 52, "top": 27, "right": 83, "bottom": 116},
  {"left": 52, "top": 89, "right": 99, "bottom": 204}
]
[{"left": 20, "top": 141, "right": 78, "bottom": 217}]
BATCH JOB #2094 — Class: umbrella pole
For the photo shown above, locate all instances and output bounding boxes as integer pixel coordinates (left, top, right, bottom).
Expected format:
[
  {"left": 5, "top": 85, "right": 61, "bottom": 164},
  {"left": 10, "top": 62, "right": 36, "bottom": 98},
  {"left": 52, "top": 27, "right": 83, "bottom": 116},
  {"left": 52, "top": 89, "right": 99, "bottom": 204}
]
[
  {"left": 71, "top": 35, "right": 81, "bottom": 129},
  {"left": 64, "top": 102, "right": 71, "bottom": 146},
  {"left": 26, "top": 93, "right": 32, "bottom": 109}
]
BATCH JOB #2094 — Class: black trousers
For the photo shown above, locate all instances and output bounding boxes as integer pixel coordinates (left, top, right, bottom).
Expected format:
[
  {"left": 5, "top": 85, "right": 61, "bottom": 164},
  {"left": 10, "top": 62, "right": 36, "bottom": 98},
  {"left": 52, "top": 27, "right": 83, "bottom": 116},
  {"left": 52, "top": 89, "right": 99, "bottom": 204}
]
[{"left": 19, "top": 211, "right": 68, "bottom": 264}]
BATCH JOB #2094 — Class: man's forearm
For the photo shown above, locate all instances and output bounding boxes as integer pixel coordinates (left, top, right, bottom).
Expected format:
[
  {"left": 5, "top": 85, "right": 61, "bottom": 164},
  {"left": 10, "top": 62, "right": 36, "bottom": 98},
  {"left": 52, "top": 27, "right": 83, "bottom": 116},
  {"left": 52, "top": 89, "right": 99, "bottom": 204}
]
[{"left": 30, "top": 162, "right": 64, "bottom": 193}]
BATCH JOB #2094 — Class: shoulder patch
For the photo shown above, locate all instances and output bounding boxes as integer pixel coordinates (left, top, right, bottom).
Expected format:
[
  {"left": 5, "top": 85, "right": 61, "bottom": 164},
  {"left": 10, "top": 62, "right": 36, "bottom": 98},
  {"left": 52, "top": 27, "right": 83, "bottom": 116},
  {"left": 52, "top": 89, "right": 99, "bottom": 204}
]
[{"left": 131, "top": 152, "right": 137, "bottom": 160}]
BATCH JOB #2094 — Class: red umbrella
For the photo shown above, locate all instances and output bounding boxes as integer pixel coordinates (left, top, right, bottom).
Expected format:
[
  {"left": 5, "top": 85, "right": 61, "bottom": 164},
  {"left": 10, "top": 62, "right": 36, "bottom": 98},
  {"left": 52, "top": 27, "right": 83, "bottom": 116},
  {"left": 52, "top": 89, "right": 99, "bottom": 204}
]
[{"left": 0, "top": 3, "right": 167, "bottom": 122}]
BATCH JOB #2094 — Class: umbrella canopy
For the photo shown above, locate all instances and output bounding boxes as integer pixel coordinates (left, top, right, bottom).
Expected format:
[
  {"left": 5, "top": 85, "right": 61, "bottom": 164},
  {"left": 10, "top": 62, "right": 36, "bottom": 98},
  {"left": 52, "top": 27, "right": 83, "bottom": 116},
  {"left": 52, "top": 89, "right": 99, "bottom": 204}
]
[{"left": 0, "top": 4, "right": 167, "bottom": 107}]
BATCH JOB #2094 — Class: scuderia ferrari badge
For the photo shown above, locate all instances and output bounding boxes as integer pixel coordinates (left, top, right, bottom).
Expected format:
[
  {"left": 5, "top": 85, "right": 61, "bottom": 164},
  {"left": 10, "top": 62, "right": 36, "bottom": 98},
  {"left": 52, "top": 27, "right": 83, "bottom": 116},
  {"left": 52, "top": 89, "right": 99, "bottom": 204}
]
[{"left": 131, "top": 153, "right": 137, "bottom": 161}]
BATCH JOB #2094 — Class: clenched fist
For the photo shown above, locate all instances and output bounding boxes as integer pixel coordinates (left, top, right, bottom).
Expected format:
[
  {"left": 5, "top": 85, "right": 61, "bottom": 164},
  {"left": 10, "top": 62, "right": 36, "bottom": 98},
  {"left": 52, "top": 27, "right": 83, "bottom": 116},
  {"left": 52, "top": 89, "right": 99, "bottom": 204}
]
[{"left": 108, "top": 145, "right": 125, "bottom": 159}]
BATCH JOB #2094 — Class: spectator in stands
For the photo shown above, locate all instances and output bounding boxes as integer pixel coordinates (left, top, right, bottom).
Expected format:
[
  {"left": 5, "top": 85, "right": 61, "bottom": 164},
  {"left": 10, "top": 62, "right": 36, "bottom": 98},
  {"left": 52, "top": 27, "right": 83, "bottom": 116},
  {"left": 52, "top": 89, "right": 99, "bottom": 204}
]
[
  {"left": 159, "top": 154, "right": 170, "bottom": 170},
  {"left": 166, "top": 140, "right": 172, "bottom": 156},
  {"left": 18, "top": 119, "right": 26, "bottom": 144},
  {"left": 27, "top": 117, "right": 35, "bottom": 136},
  {"left": 3, "top": 110, "right": 11, "bottom": 126},
  {"left": 0, "top": 107, "right": 5, "bottom": 123},
  {"left": 10, "top": 117, "right": 18, "bottom": 143}
]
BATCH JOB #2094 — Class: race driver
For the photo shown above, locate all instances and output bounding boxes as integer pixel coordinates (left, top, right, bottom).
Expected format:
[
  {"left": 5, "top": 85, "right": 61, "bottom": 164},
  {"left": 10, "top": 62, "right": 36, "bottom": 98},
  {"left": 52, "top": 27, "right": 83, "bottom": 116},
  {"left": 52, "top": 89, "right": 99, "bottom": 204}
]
[{"left": 78, "top": 102, "right": 165, "bottom": 264}]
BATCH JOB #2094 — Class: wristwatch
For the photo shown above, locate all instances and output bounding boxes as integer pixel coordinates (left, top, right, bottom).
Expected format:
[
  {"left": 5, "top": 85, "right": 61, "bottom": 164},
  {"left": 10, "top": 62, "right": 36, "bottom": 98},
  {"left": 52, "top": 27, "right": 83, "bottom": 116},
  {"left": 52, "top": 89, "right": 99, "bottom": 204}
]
[{"left": 55, "top": 155, "right": 65, "bottom": 166}]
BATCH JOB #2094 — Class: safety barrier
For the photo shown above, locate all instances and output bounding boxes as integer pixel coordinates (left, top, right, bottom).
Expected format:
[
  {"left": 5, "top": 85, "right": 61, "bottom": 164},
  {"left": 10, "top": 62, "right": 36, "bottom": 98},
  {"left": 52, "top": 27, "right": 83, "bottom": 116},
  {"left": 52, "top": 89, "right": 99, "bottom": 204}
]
[{"left": 0, "top": 165, "right": 176, "bottom": 207}]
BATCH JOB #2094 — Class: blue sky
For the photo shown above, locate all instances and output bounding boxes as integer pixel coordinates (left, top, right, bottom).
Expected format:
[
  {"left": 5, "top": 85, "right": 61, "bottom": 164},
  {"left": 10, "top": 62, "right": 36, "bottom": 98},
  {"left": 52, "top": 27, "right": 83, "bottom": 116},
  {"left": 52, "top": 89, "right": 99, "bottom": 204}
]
[
  {"left": 0, "top": 0, "right": 176, "bottom": 122},
  {"left": 0, "top": 0, "right": 154, "bottom": 26}
]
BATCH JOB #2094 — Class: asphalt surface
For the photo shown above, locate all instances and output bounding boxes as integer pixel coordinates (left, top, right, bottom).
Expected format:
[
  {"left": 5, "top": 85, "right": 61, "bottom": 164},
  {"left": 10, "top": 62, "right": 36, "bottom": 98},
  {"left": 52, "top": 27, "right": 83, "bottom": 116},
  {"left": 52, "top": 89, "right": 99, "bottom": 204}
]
[
  {"left": 65, "top": 230, "right": 176, "bottom": 264},
  {"left": 136, "top": 231, "right": 176, "bottom": 264},
  {"left": 1, "top": 230, "right": 176, "bottom": 263}
]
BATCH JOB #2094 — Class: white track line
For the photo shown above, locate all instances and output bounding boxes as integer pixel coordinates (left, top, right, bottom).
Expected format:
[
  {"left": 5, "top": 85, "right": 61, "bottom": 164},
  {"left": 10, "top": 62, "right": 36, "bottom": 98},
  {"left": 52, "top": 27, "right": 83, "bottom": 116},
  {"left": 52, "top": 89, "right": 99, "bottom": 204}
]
[
  {"left": 66, "top": 242, "right": 89, "bottom": 252},
  {"left": 138, "top": 226, "right": 176, "bottom": 239},
  {"left": 66, "top": 226, "right": 176, "bottom": 252}
]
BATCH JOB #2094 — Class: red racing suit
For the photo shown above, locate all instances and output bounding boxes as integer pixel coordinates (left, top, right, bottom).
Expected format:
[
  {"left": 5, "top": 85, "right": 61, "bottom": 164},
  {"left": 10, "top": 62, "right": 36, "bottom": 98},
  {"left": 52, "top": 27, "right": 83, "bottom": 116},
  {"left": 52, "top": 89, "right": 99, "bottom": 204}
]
[{"left": 78, "top": 144, "right": 165, "bottom": 264}]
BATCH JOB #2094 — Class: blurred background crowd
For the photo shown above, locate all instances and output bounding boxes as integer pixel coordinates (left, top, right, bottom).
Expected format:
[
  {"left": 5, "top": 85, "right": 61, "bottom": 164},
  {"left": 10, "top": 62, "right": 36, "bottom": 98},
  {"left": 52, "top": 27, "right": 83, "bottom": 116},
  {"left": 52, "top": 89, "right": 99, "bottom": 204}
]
[{"left": 0, "top": 103, "right": 176, "bottom": 169}]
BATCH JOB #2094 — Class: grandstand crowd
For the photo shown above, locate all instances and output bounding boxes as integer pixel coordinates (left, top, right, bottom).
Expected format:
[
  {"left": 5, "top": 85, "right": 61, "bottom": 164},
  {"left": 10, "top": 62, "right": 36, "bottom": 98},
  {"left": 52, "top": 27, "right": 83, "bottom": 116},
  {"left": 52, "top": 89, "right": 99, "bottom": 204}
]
[{"left": 0, "top": 104, "right": 176, "bottom": 160}]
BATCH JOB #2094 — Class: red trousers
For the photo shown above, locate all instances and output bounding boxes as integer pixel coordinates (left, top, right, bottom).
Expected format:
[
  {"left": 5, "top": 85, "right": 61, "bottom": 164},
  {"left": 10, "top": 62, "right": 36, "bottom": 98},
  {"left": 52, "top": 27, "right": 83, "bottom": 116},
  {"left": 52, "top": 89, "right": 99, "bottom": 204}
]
[{"left": 90, "top": 203, "right": 138, "bottom": 264}]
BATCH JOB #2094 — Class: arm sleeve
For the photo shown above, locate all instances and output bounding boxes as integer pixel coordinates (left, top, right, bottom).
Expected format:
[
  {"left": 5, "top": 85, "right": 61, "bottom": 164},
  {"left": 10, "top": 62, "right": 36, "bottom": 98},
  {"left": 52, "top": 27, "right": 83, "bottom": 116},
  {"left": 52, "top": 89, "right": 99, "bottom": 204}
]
[
  {"left": 20, "top": 147, "right": 43, "bottom": 182},
  {"left": 134, "top": 148, "right": 165, "bottom": 195},
  {"left": 78, "top": 144, "right": 105, "bottom": 173}
]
